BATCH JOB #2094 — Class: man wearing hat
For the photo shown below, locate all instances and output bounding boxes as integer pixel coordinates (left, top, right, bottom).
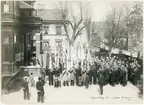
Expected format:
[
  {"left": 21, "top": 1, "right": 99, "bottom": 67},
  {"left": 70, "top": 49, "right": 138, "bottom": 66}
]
[
  {"left": 75, "top": 62, "right": 82, "bottom": 86},
  {"left": 21, "top": 77, "right": 29, "bottom": 100},
  {"left": 98, "top": 67, "right": 105, "bottom": 95},
  {"left": 120, "top": 65, "right": 128, "bottom": 86},
  {"left": 85, "top": 70, "right": 90, "bottom": 89},
  {"left": 36, "top": 77, "right": 45, "bottom": 103}
]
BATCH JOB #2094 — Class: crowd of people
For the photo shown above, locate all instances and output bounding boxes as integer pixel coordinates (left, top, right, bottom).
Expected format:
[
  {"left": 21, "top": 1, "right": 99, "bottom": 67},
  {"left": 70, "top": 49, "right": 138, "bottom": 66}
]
[
  {"left": 21, "top": 55, "right": 143, "bottom": 103},
  {"left": 45, "top": 55, "right": 142, "bottom": 87}
]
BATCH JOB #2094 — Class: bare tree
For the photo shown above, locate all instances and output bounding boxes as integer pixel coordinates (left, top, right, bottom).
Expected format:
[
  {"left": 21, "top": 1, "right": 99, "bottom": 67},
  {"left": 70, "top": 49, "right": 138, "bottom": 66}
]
[
  {"left": 126, "top": 1, "right": 143, "bottom": 53},
  {"left": 104, "top": 4, "right": 131, "bottom": 57},
  {"left": 54, "top": 1, "right": 89, "bottom": 69}
]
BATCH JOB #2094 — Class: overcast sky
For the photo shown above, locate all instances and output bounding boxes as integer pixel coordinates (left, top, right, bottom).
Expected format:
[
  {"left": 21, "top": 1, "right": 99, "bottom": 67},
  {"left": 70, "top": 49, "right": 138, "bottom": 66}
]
[{"left": 34, "top": 0, "right": 134, "bottom": 22}]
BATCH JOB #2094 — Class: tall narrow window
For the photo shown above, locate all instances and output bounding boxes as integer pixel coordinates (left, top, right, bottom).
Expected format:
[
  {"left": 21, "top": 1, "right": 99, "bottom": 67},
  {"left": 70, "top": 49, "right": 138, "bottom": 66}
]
[
  {"left": 3, "top": 1, "right": 9, "bottom": 12},
  {"left": 56, "top": 25, "right": 62, "bottom": 34},
  {"left": 3, "top": 36, "right": 9, "bottom": 44},
  {"left": 3, "top": 45, "right": 9, "bottom": 62},
  {"left": 44, "top": 25, "right": 49, "bottom": 34},
  {"left": 44, "top": 31, "right": 48, "bottom": 34},
  {"left": 14, "top": 34, "right": 17, "bottom": 43}
]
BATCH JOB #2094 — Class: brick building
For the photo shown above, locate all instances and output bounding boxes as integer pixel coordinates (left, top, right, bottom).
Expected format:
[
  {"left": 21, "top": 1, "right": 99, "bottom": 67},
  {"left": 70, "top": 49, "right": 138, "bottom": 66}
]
[{"left": 1, "top": 1, "right": 42, "bottom": 89}]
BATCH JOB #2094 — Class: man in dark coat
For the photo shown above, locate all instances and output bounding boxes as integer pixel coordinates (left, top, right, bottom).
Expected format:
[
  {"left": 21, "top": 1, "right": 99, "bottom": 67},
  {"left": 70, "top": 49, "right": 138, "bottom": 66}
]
[
  {"left": 85, "top": 71, "right": 89, "bottom": 89},
  {"left": 93, "top": 62, "right": 97, "bottom": 84},
  {"left": 133, "top": 66, "right": 139, "bottom": 85},
  {"left": 22, "top": 77, "right": 29, "bottom": 100},
  {"left": 36, "top": 77, "right": 45, "bottom": 103},
  {"left": 48, "top": 69, "right": 54, "bottom": 86},
  {"left": 98, "top": 70, "right": 105, "bottom": 95},
  {"left": 75, "top": 62, "right": 82, "bottom": 86},
  {"left": 89, "top": 64, "right": 93, "bottom": 85}
]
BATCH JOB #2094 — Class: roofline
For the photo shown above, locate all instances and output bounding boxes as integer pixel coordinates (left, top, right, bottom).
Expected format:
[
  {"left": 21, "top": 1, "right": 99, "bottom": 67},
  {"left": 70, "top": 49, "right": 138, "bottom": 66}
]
[{"left": 42, "top": 20, "right": 69, "bottom": 24}]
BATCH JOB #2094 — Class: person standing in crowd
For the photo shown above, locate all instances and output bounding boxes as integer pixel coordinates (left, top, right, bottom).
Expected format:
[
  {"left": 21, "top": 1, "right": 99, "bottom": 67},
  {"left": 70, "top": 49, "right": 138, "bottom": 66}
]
[
  {"left": 69, "top": 66, "right": 76, "bottom": 86},
  {"left": 103, "top": 62, "right": 110, "bottom": 85},
  {"left": 129, "top": 61, "right": 133, "bottom": 81},
  {"left": 41, "top": 76, "right": 45, "bottom": 86},
  {"left": 111, "top": 65, "right": 116, "bottom": 86},
  {"left": 45, "top": 75, "right": 49, "bottom": 85},
  {"left": 61, "top": 68, "right": 69, "bottom": 86},
  {"left": 98, "top": 67, "right": 105, "bottom": 95},
  {"left": 85, "top": 71, "right": 90, "bottom": 89},
  {"left": 123, "top": 65, "right": 128, "bottom": 86},
  {"left": 133, "top": 64, "right": 139, "bottom": 85},
  {"left": 78, "top": 74, "right": 83, "bottom": 86},
  {"left": 82, "top": 65, "right": 87, "bottom": 86},
  {"left": 134, "top": 60, "right": 141, "bottom": 84},
  {"left": 88, "top": 63, "right": 93, "bottom": 85},
  {"left": 21, "top": 77, "right": 29, "bottom": 100},
  {"left": 29, "top": 73, "right": 35, "bottom": 87},
  {"left": 36, "top": 77, "right": 45, "bottom": 103},
  {"left": 75, "top": 62, "right": 82, "bottom": 86},
  {"left": 93, "top": 62, "right": 97, "bottom": 84},
  {"left": 54, "top": 75, "right": 58, "bottom": 88},
  {"left": 48, "top": 69, "right": 54, "bottom": 86}
]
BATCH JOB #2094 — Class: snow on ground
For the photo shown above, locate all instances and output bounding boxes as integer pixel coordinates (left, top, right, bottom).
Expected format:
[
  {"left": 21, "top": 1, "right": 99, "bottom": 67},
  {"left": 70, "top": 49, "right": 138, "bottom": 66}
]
[{"left": 1, "top": 82, "right": 143, "bottom": 104}]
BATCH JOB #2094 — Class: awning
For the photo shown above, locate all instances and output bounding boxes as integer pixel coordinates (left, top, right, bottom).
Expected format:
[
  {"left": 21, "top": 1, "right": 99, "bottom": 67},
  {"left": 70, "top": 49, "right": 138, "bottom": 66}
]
[
  {"left": 121, "top": 50, "right": 131, "bottom": 56},
  {"left": 19, "top": 1, "right": 34, "bottom": 10},
  {"left": 111, "top": 48, "right": 119, "bottom": 54}
]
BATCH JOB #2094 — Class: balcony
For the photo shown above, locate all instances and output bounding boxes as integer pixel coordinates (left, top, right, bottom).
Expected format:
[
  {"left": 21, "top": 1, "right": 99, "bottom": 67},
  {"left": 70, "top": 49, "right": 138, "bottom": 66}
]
[
  {"left": 1, "top": 12, "right": 19, "bottom": 23},
  {"left": 19, "top": 16, "right": 42, "bottom": 27}
]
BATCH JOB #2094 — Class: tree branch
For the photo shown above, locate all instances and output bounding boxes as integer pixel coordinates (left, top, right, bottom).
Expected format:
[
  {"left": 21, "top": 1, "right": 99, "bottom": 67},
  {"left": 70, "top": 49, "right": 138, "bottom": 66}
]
[{"left": 72, "top": 26, "right": 85, "bottom": 43}]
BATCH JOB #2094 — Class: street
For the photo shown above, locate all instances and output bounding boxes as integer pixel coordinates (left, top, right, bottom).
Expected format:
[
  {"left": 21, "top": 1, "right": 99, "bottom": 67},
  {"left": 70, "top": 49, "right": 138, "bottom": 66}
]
[{"left": 1, "top": 82, "right": 142, "bottom": 104}]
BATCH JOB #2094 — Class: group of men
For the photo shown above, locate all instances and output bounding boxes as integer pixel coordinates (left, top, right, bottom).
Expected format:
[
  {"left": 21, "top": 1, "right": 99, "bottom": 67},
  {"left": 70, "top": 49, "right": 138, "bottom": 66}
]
[
  {"left": 44, "top": 55, "right": 142, "bottom": 87},
  {"left": 21, "top": 75, "right": 45, "bottom": 103},
  {"left": 21, "top": 55, "right": 142, "bottom": 102}
]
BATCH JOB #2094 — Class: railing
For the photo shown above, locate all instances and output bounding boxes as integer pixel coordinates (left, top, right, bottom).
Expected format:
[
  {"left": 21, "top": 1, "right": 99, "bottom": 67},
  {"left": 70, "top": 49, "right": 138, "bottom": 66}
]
[
  {"left": 2, "top": 63, "right": 20, "bottom": 76},
  {"left": 1, "top": 12, "right": 19, "bottom": 22},
  {"left": 19, "top": 16, "right": 42, "bottom": 25},
  {"left": 2, "top": 12, "right": 14, "bottom": 22}
]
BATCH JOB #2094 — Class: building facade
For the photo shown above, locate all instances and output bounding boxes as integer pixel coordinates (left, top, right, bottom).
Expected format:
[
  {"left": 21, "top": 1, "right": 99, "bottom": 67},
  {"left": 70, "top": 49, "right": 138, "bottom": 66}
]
[
  {"left": 1, "top": 1, "right": 42, "bottom": 89},
  {"left": 36, "top": 9, "right": 68, "bottom": 68}
]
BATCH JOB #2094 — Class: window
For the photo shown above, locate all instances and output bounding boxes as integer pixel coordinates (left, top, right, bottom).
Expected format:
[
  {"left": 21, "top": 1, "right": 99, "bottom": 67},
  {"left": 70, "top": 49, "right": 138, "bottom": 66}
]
[
  {"left": 3, "top": 1, "right": 9, "bottom": 12},
  {"left": 56, "top": 25, "right": 62, "bottom": 34},
  {"left": 9, "top": 35, "right": 14, "bottom": 43},
  {"left": 3, "top": 36, "right": 9, "bottom": 44},
  {"left": 14, "top": 34, "right": 17, "bottom": 43},
  {"left": 33, "top": 34, "right": 36, "bottom": 40},
  {"left": 44, "top": 25, "right": 49, "bottom": 33},
  {"left": 3, "top": 45, "right": 9, "bottom": 62},
  {"left": 55, "top": 40, "right": 62, "bottom": 52},
  {"left": 44, "top": 31, "right": 48, "bottom": 34}
]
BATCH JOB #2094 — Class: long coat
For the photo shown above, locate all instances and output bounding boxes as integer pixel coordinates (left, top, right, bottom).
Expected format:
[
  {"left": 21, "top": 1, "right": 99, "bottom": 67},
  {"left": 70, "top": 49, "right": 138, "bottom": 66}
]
[
  {"left": 82, "top": 69, "right": 87, "bottom": 82},
  {"left": 22, "top": 80, "right": 29, "bottom": 92},
  {"left": 98, "top": 74, "right": 105, "bottom": 86},
  {"left": 36, "top": 80, "right": 44, "bottom": 95}
]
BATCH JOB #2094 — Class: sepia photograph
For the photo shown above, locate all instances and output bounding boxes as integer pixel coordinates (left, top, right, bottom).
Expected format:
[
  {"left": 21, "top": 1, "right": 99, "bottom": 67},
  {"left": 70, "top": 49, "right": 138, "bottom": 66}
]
[{"left": 1, "top": 0, "right": 143, "bottom": 104}]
